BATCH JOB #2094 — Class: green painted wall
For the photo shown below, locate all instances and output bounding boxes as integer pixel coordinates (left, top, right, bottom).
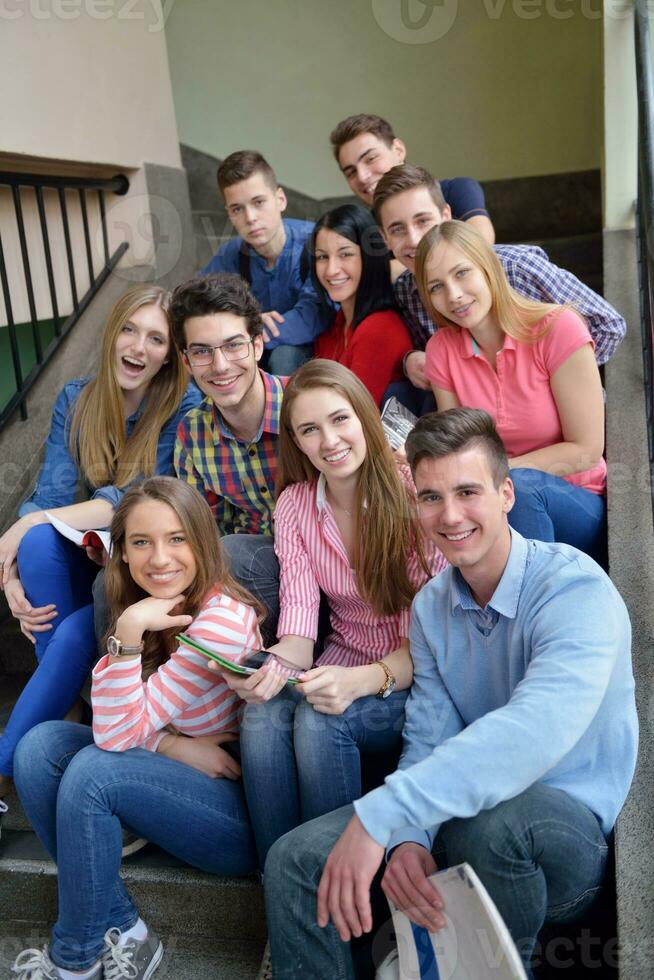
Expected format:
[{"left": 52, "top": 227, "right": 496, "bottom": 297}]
[{"left": 165, "top": 0, "right": 602, "bottom": 198}]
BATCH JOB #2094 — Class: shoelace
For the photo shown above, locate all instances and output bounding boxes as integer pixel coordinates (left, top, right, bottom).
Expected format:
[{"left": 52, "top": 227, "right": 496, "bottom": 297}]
[
  {"left": 102, "top": 929, "right": 138, "bottom": 980},
  {"left": 11, "top": 947, "right": 59, "bottom": 979}
]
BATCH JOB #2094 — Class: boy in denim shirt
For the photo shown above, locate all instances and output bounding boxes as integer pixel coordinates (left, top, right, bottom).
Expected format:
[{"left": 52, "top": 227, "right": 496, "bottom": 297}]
[{"left": 203, "top": 150, "right": 329, "bottom": 375}]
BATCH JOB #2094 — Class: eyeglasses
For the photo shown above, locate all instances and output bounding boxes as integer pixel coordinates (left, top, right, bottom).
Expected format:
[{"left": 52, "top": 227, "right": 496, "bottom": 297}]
[{"left": 183, "top": 338, "right": 254, "bottom": 366}]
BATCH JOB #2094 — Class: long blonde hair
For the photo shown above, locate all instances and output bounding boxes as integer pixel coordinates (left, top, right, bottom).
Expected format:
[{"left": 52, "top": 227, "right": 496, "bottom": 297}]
[
  {"left": 105, "top": 477, "right": 263, "bottom": 677},
  {"left": 415, "top": 220, "right": 566, "bottom": 343},
  {"left": 69, "top": 284, "right": 188, "bottom": 489},
  {"left": 276, "top": 360, "right": 426, "bottom": 617}
]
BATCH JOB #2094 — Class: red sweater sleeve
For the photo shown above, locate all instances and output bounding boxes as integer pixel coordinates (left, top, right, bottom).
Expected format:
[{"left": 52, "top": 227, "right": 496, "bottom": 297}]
[{"left": 348, "top": 311, "right": 412, "bottom": 406}]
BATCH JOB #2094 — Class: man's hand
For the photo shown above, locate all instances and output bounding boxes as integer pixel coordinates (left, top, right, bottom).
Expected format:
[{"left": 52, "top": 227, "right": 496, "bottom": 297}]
[
  {"left": 317, "top": 814, "right": 384, "bottom": 941},
  {"left": 382, "top": 843, "right": 445, "bottom": 932},
  {"left": 262, "top": 311, "right": 284, "bottom": 343},
  {"left": 404, "top": 351, "right": 429, "bottom": 390}
]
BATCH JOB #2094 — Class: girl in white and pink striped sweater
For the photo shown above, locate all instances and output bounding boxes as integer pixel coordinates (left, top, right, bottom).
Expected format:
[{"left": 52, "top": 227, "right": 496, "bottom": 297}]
[{"left": 10, "top": 477, "right": 262, "bottom": 980}]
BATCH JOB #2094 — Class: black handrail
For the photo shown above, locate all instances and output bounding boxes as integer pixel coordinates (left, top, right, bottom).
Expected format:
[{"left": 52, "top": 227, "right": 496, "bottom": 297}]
[
  {"left": 0, "top": 170, "right": 130, "bottom": 428},
  {"left": 634, "top": 0, "right": 654, "bottom": 527}
]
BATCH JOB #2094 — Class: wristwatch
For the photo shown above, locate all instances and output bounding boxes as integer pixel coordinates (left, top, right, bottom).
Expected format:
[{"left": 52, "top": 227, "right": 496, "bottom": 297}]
[
  {"left": 372, "top": 660, "right": 396, "bottom": 699},
  {"left": 107, "top": 635, "right": 144, "bottom": 658}
]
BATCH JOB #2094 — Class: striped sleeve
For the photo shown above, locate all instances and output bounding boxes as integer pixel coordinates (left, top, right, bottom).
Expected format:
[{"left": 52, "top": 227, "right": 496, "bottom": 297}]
[
  {"left": 91, "top": 595, "right": 261, "bottom": 752},
  {"left": 274, "top": 486, "right": 321, "bottom": 640}
]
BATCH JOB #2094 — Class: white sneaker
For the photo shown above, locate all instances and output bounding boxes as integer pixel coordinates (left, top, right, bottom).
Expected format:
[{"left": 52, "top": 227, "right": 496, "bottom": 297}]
[
  {"left": 120, "top": 829, "right": 148, "bottom": 859},
  {"left": 102, "top": 926, "right": 163, "bottom": 979},
  {"left": 11, "top": 946, "right": 102, "bottom": 979}
]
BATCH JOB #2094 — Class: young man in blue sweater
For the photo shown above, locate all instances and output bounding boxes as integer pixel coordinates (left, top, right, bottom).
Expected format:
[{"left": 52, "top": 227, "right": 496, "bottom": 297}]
[
  {"left": 203, "top": 150, "right": 329, "bottom": 375},
  {"left": 264, "top": 408, "right": 638, "bottom": 980}
]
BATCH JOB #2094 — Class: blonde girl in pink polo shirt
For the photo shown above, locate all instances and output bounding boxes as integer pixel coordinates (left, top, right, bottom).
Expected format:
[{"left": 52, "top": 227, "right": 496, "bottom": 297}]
[{"left": 416, "top": 220, "right": 607, "bottom": 566}]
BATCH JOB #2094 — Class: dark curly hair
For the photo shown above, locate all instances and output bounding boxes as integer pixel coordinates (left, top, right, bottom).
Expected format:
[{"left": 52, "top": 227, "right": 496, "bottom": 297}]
[{"left": 169, "top": 273, "right": 264, "bottom": 350}]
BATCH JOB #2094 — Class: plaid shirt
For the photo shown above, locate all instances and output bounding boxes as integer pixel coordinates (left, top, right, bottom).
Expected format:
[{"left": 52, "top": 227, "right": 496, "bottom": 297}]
[
  {"left": 174, "top": 371, "right": 286, "bottom": 537},
  {"left": 393, "top": 244, "right": 626, "bottom": 367}
]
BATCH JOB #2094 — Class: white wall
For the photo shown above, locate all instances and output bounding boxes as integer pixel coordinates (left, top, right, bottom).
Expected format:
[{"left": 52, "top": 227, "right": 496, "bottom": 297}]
[
  {"left": 1, "top": 0, "right": 180, "bottom": 170},
  {"left": 603, "top": 1, "right": 637, "bottom": 231},
  {"left": 0, "top": 1, "right": 184, "bottom": 322}
]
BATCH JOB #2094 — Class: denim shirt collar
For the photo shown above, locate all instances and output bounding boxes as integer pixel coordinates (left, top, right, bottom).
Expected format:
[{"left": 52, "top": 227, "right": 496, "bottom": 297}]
[{"left": 451, "top": 528, "right": 528, "bottom": 620}]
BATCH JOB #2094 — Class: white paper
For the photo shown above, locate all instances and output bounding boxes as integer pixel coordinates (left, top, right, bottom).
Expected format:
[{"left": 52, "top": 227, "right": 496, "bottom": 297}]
[{"left": 45, "top": 512, "right": 112, "bottom": 555}]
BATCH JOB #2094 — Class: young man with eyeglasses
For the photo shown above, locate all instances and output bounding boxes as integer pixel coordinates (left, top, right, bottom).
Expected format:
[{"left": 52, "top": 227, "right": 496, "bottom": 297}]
[{"left": 170, "top": 273, "right": 286, "bottom": 636}]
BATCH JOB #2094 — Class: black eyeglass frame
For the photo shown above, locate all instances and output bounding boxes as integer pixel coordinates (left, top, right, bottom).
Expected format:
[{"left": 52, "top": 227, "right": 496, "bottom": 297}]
[{"left": 183, "top": 337, "right": 255, "bottom": 366}]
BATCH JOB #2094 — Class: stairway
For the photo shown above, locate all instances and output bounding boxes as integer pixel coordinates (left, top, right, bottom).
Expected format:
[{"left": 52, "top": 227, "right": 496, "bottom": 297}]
[
  {"left": 0, "top": 160, "right": 621, "bottom": 979},
  {"left": 0, "top": 638, "right": 266, "bottom": 978}
]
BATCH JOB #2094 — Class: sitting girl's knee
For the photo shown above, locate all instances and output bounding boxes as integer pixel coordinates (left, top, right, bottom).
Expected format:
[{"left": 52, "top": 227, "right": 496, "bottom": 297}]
[
  {"left": 14, "top": 720, "right": 65, "bottom": 779},
  {"left": 18, "top": 522, "right": 59, "bottom": 559}
]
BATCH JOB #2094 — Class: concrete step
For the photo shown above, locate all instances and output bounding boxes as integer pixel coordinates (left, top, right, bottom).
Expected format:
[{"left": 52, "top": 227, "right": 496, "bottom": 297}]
[
  {"left": 0, "top": 829, "right": 266, "bottom": 942},
  {"left": 0, "top": 665, "right": 267, "bottom": 955},
  {"left": 0, "top": 925, "right": 264, "bottom": 980}
]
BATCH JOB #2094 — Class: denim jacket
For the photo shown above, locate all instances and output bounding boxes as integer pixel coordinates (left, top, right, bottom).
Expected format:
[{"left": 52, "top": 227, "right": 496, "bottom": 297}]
[{"left": 19, "top": 378, "right": 202, "bottom": 516}]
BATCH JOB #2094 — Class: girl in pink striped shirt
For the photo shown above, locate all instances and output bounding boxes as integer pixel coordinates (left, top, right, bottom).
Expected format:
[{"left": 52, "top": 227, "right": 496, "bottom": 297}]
[
  {"left": 223, "top": 361, "right": 447, "bottom": 865},
  {"left": 10, "top": 477, "right": 262, "bottom": 980}
]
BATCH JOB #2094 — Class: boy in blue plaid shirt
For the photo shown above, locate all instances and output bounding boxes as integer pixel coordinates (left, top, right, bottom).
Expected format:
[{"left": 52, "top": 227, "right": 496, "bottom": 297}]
[{"left": 373, "top": 165, "right": 626, "bottom": 414}]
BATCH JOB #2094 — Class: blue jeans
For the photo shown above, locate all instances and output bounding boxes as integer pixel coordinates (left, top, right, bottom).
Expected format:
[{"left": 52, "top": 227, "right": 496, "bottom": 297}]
[
  {"left": 220, "top": 533, "right": 280, "bottom": 646},
  {"left": 382, "top": 380, "right": 436, "bottom": 417},
  {"left": 14, "top": 721, "right": 257, "bottom": 971},
  {"left": 264, "top": 783, "right": 609, "bottom": 980},
  {"left": 0, "top": 524, "right": 98, "bottom": 777},
  {"left": 509, "top": 467, "right": 607, "bottom": 566},
  {"left": 265, "top": 343, "right": 313, "bottom": 376},
  {"left": 240, "top": 686, "right": 407, "bottom": 866}
]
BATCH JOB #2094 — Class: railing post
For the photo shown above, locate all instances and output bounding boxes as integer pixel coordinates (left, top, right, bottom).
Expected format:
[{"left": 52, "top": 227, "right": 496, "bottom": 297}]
[
  {"left": 35, "top": 187, "right": 61, "bottom": 336},
  {"left": 0, "top": 170, "right": 129, "bottom": 428},
  {"left": 11, "top": 185, "right": 43, "bottom": 363},
  {"left": 0, "top": 230, "right": 27, "bottom": 421}
]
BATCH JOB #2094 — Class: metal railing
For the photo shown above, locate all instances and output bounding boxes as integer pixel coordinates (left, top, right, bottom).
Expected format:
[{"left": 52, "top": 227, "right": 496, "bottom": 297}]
[
  {"left": 635, "top": 0, "right": 654, "bottom": 526},
  {"left": 0, "top": 170, "right": 130, "bottom": 428}
]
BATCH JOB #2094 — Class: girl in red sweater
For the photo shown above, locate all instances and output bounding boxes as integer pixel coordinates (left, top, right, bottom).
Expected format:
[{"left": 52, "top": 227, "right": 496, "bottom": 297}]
[{"left": 312, "top": 204, "right": 412, "bottom": 407}]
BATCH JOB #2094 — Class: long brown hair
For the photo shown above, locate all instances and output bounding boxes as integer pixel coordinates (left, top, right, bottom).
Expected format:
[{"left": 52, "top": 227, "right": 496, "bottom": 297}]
[
  {"left": 415, "top": 220, "right": 566, "bottom": 343},
  {"left": 276, "top": 360, "right": 425, "bottom": 617},
  {"left": 69, "top": 284, "right": 188, "bottom": 489},
  {"left": 105, "top": 476, "right": 263, "bottom": 676}
]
